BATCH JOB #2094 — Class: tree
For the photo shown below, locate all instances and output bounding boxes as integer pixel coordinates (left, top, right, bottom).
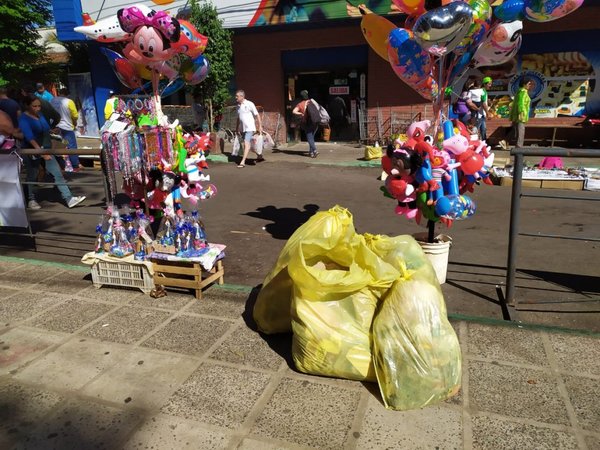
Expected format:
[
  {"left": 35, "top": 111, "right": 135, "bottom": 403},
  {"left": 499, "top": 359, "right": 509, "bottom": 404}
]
[
  {"left": 189, "top": 0, "right": 234, "bottom": 127},
  {"left": 0, "top": 0, "right": 53, "bottom": 86}
]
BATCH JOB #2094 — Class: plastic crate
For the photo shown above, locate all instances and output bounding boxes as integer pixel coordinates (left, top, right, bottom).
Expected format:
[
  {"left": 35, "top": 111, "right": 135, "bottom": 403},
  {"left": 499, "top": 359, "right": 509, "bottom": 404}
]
[{"left": 91, "top": 260, "right": 154, "bottom": 295}]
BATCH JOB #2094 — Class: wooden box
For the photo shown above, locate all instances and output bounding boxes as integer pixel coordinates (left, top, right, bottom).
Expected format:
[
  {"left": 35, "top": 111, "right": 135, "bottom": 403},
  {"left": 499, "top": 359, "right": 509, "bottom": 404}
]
[{"left": 152, "top": 259, "right": 224, "bottom": 299}]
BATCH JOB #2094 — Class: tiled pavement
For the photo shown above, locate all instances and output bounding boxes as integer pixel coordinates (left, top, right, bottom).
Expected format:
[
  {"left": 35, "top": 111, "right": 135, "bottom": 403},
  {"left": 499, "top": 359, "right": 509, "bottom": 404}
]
[{"left": 0, "top": 258, "right": 598, "bottom": 449}]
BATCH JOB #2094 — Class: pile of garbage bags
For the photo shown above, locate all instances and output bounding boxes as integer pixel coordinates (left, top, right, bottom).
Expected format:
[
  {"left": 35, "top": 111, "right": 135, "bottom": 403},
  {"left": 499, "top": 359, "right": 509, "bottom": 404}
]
[{"left": 253, "top": 205, "right": 461, "bottom": 410}]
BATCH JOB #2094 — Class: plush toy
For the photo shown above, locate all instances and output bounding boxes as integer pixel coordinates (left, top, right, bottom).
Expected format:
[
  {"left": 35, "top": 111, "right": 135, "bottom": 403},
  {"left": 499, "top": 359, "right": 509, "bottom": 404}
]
[{"left": 383, "top": 144, "right": 422, "bottom": 219}]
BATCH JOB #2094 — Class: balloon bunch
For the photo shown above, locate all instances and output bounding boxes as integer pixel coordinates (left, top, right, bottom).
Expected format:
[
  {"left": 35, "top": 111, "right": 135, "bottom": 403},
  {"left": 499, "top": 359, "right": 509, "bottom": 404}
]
[
  {"left": 381, "top": 119, "right": 494, "bottom": 227},
  {"left": 75, "top": 4, "right": 210, "bottom": 97},
  {"left": 360, "top": 0, "right": 584, "bottom": 101}
]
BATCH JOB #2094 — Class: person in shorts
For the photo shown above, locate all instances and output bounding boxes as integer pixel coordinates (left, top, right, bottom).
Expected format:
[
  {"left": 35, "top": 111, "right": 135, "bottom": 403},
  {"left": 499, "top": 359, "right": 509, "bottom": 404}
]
[{"left": 235, "top": 90, "right": 263, "bottom": 168}]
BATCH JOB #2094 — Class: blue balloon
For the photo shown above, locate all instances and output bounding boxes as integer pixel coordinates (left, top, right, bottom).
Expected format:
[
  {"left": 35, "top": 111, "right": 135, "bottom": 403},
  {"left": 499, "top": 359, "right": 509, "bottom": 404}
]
[{"left": 494, "top": 0, "right": 525, "bottom": 21}]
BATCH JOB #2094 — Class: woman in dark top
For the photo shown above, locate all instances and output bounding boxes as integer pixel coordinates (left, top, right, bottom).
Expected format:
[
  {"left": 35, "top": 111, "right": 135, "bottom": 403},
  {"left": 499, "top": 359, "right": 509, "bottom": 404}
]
[{"left": 18, "top": 95, "right": 85, "bottom": 209}]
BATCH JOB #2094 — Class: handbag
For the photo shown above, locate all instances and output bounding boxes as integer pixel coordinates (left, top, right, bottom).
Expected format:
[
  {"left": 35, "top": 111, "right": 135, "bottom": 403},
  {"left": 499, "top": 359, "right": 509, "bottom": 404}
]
[{"left": 231, "top": 134, "right": 241, "bottom": 156}]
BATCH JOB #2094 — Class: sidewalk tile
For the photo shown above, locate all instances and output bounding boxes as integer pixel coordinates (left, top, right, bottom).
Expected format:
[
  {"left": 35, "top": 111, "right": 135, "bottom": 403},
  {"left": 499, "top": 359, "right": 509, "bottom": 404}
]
[
  {"left": 0, "top": 380, "right": 64, "bottom": 448},
  {"left": 30, "top": 299, "right": 114, "bottom": 333},
  {"left": 130, "top": 291, "right": 194, "bottom": 311},
  {"left": 37, "top": 270, "right": 90, "bottom": 296},
  {"left": 0, "top": 264, "right": 59, "bottom": 289},
  {"left": 562, "top": 375, "right": 600, "bottom": 432},
  {"left": 209, "top": 326, "right": 284, "bottom": 371},
  {"left": 81, "top": 307, "right": 172, "bottom": 344},
  {"left": 471, "top": 414, "right": 579, "bottom": 450},
  {"left": 0, "top": 261, "right": 23, "bottom": 275},
  {"left": 123, "top": 414, "right": 230, "bottom": 449},
  {"left": 82, "top": 348, "right": 199, "bottom": 410},
  {"left": 467, "top": 323, "right": 548, "bottom": 367},
  {"left": 0, "top": 292, "right": 65, "bottom": 325},
  {"left": 251, "top": 377, "right": 360, "bottom": 449},
  {"left": 186, "top": 288, "right": 247, "bottom": 319},
  {"left": 0, "top": 287, "right": 19, "bottom": 300},
  {"left": 585, "top": 435, "right": 600, "bottom": 450},
  {"left": 141, "top": 315, "right": 232, "bottom": 357},
  {"left": 77, "top": 285, "right": 143, "bottom": 303},
  {"left": 238, "top": 437, "right": 307, "bottom": 449},
  {"left": 356, "top": 397, "right": 462, "bottom": 450},
  {"left": 469, "top": 360, "right": 570, "bottom": 425},
  {"left": 20, "top": 398, "right": 142, "bottom": 449},
  {"left": 14, "top": 338, "right": 128, "bottom": 390},
  {"left": 162, "top": 363, "right": 271, "bottom": 428},
  {"left": 547, "top": 333, "right": 600, "bottom": 378},
  {"left": 0, "top": 327, "right": 66, "bottom": 375}
]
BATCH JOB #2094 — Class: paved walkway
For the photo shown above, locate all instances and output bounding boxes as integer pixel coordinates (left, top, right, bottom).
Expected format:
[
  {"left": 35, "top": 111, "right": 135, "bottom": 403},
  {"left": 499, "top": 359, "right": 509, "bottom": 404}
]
[{"left": 1, "top": 257, "right": 598, "bottom": 449}]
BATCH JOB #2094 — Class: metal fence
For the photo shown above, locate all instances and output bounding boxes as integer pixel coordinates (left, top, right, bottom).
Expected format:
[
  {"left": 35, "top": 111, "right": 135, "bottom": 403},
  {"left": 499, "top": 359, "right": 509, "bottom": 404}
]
[
  {"left": 358, "top": 106, "right": 425, "bottom": 144},
  {"left": 498, "top": 147, "right": 600, "bottom": 312}
]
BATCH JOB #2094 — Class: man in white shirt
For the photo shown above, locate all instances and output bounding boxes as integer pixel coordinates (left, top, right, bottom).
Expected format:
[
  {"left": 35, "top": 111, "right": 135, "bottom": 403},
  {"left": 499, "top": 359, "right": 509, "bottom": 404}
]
[
  {"left": 51, "top": 88, "right": 82, "bottom": 171},
  {"left": 235, "top": 90, "right": 263, "bottom": 168}
]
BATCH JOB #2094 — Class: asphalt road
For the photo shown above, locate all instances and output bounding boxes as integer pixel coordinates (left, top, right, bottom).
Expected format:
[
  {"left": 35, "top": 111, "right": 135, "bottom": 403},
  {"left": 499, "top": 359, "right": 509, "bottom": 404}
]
[{"left": 1, "top": 154, "right": 599, "bottom": 332}]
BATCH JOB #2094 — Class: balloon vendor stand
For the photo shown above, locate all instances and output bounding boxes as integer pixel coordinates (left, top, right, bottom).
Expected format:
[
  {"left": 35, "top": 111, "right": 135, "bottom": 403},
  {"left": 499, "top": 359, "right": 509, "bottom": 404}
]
[{"left": 83, "top": 93, "right": 225, "bottom": 299}]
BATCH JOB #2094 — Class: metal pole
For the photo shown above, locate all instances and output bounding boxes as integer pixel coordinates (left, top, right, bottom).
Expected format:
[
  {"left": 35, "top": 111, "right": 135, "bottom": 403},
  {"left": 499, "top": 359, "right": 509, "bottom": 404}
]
[{"left": 505, "top": 151, "right": 524, "bottom": 306}]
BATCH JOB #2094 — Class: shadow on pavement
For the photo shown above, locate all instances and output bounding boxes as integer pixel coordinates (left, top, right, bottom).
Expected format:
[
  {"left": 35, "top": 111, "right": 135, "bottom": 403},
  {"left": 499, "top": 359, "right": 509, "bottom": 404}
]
[
  {"left": 243, "top": 204, "right": 320, "bottom": 240},
  {"left": 518, "top": 269, "right": 600, "bottom": 295},
  {"left": 243, "top": 285, "right": 295, "bottom": 370}
]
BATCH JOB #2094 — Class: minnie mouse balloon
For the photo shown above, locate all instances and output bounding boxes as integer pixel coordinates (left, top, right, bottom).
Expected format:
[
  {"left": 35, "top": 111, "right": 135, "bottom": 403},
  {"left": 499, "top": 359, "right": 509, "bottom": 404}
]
[
  {"left": 118, "top": 6, "right": 181, "bottom": 65},
  {"left": 412, "top": 2, "right": 474, "bottom": 56}
]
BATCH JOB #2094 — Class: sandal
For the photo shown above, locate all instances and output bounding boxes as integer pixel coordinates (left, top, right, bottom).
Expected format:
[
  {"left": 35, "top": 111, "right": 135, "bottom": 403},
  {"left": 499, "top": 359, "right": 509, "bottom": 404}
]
[{"left": 237, "top": 163, "right": 245, "bottom": 168}]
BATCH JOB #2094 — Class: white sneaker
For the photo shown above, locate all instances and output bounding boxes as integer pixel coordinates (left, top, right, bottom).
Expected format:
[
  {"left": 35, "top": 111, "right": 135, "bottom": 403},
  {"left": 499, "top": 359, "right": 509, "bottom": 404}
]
[
  {"left": 67, "top": 196, "right": 86, "bottom": 208},
  {"left": 28, "top": 200, "right": 41, "bottom": 210}
]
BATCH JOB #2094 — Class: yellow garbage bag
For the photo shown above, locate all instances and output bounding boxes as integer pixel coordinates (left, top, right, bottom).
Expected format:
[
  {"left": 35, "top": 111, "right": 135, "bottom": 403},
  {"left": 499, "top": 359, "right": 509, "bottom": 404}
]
[
  {"left": 364, "top": 145, "right": 383, "bottom": 160},
  {"left": 289, "top": 235, "right": 399, "bottom": 381},
  {"left": 369, "top": 234, "right": 461, "bottom": 410},
  {"left": 253, "top": 206, "right": 356, "bottom": 334}
]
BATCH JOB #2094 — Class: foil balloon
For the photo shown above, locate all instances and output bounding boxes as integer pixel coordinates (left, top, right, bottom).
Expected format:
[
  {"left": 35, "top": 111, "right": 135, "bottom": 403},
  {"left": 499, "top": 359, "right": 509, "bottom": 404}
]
[
  {"left": 100, "top": 48, "right": 143, "bottom": 89},
  {"left": 387, "top": 28, "right": 435, "bottom": 99},
  {"left": 173, "top": 19, "right": 209, "bottom": 59},
  {"left": 148, "top": 54, "right": 182, "bottom": 81},
  {"left": 473, "top": 20, "right": 523, "bottom": 67},
  {"left": 359, "top": 5, "right": 397, "bottom": 61},
  {"left": 412, "top": 2, "right": 475, "bottom": 56},
  {"left": 180, "top": 55, "right": 210, "bottom": 85},
  {"left": 493, "top": 0, "right": 526, "bottom": 21},
  {"left": 453, "top": 0, "right": 492, "bottom": 55},
  {"left": 74, "top": 13, "right": 131, "bottom": 43},
  {"left": 134, "top": 78, "right": 185, "bottom": 98},
  {"left": 392, "top": 0, "right": 427, "bottom": 16},
  {"left": 524, "top": 0, "right": 584, "bottom": 22},
  {"left": 118, "top": 6, "right": 181, "bottom": 64}
]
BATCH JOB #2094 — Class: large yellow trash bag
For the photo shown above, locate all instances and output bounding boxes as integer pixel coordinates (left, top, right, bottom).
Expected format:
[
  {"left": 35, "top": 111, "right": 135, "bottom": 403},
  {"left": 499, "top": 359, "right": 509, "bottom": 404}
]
[
  {"left": 370, "top": 235, "right": 461, "bottom": 410},
  {"left": 289, "top": 235, "right": 399, "bottom": 381},
  {"left": 253, "top": 206, "right": 356, "bottom": 334}
]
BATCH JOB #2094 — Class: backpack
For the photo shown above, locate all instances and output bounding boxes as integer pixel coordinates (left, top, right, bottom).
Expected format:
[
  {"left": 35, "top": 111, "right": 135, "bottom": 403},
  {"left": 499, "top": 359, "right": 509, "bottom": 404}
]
[{"left": 311, "top": 99, "right": 330, "bottom": 126}]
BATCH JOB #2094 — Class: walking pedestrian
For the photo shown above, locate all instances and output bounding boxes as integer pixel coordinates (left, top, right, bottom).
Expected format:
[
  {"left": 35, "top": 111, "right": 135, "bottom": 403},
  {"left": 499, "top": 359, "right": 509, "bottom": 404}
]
[
  {"left": 18, "top": 95, "right": 85, "bottom": 210},
  {"left": 479, "top": 76, "right": 492, "bottom": 141},
  {"left": 51, "top": 88, "right": 83, "bottom": 171},
  {"left": 467, "top": 78, "right": 485, "bottom": 137},
  {"left": 500, "top": 77, "right": 532, "bottom": 150},
  {"left": 292, "top": 90, "right": 319, "bottom": 158},
  {"left": 235, "top": 90, "right": 263, "bottom": 168}
]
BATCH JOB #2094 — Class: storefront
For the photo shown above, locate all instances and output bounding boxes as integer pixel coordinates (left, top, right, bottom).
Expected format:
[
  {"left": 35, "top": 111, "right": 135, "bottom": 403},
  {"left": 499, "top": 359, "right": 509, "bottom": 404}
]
[{"left": 53, "top": 0, "right": 600, "bottom": 142}]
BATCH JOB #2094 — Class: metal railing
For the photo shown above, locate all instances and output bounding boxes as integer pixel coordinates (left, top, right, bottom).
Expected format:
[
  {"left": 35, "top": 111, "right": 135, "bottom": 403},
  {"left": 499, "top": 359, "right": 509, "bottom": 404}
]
[{"left": 500, "top": 147, "right": 600, "bottom": 310}]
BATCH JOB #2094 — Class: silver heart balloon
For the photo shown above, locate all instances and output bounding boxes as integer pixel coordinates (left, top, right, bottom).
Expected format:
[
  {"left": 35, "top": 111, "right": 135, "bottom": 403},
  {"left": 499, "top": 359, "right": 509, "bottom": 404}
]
[{"left": 412, "top": 2, "right": 474, "bottom": 56}]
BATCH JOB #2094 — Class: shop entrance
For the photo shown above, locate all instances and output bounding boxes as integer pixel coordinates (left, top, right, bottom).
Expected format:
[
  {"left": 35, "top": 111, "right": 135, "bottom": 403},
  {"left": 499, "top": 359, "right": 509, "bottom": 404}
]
[{"left": 282, "top": 45, "right": 368, "bottom": 142}]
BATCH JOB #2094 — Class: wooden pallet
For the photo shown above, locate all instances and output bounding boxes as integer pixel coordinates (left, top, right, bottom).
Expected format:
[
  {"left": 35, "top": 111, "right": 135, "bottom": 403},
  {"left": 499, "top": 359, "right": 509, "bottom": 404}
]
[{"left": 152, "top": 259, "right": 224, "bottom": 299}]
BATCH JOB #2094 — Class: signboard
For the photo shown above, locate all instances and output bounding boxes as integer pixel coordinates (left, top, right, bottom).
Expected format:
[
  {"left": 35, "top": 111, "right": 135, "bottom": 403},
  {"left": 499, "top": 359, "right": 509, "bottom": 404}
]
[
  {"left": 350, "top": 99, "right": 357, "bottom": 123},
  {"left": 69, "top": 73, "right": 100, "bottom": 137},
  {"left": 329, "top": 86, "right": 350, "bottom": 95},
  {"left": 360, "top": 73, "right": 366, "bottom": 99},
  {"left": 481, "top": 51, "right": 595, "bottom": 119},
  {"left": 61, "top": 0, "right": 400, "bottom": 35}
]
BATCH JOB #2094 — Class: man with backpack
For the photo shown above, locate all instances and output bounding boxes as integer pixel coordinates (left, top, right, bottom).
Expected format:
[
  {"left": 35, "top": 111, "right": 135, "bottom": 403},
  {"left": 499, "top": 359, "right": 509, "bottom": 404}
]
[{"left": 292, "top": 90, "right": 326, "bottom": 158}]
